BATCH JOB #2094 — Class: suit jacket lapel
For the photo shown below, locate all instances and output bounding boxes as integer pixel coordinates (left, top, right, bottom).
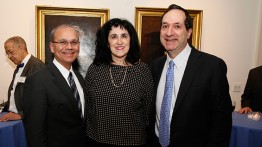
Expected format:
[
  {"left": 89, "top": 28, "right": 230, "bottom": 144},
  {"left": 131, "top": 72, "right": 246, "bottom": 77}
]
[
  {"left": 47, "top": 63, "right": 78, "bottom": 105},
  {"left": 47, "top": 63, "right": 84, "bottom": 120},
  {"left": 7, "top": 69, "right": 17, "bottom": 98},
  {"left": 73, "top": 68, "right": 85, "bottom": 91},
  {"left": 257, "top": 66, "right": 262, "bottom": 82},
  {"left": 15, "top": 56, "right": 35, "bottom": 89},
  {"left": 20, "top": 56, "right": 34, "bottom": 77},
  {"left": 6, "top": 56, "right": 33, "bottom": 110},
  {"left": 7, "top": 56, "right": 35, "bottom": 104},
  {"left": 172, "top": 48, "right": 202, "bottom": 115},
  {"left": 153, "top": 56, "right": 167, "bottom": 92}
]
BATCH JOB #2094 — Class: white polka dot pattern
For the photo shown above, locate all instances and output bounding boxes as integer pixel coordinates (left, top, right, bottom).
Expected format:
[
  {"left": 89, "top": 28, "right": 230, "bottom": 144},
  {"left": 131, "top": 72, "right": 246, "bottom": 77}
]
[{"left": 85, "top": 62, "right": 154, "bottom": 146}]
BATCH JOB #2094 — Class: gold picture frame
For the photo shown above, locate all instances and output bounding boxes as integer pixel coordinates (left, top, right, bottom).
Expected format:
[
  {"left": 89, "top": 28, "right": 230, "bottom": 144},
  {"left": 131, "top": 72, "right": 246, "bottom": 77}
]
[
  {"left": 135, "top": 7, "right": 203, "bottom": 64},
  {"left": 36, "top": 6, "right": 110, "bottom": 64}
]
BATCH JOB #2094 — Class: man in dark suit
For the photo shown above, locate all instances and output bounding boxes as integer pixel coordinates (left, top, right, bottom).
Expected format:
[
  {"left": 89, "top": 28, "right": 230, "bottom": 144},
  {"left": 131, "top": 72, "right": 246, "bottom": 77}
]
[
  {"left": 22, "top": 24, "right": 87, "bottom": 147},
  {"left": 0, "top": 36, "right": 45, "bottom": 122},
  {"left": 148, "top": 4, "right": 232, "bottom": 147},
  {"left": 239, "top": 66, "right": 262, "bottom": 113}
]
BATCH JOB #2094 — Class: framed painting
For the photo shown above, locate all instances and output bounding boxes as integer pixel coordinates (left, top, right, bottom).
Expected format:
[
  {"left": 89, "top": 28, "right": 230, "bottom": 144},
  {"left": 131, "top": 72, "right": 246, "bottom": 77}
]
[
  {"left": 36, "top": 6, "right": 109, "bottom": 76},
  {"left": 135, "top": 7, "right": 203, "bottom": 64}
]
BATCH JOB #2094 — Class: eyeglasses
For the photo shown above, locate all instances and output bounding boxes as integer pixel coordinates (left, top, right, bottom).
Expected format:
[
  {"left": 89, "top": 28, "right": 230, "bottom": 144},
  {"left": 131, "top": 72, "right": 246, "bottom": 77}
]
[
  {"left": 6, "top": 49, "right": 19, "bottom": 56},
  {"left": 52, "top": 41, "right": 80, "bottom": 47}
]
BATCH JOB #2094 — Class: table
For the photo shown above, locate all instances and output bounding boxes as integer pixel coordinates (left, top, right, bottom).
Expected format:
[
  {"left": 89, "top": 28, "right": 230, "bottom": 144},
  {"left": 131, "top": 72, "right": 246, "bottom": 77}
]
[
  {"left": 0, "top": 112, "right": 27, "bottom": 147},
  {"left": 230, "top": 111, "right": 262, "bottom": 147}
]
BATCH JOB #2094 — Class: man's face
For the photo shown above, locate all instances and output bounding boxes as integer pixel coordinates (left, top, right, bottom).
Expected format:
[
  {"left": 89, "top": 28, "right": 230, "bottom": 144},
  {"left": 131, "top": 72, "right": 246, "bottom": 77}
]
[
  {"left": 160, "top": 9, "right": 192, "bottom": 54},
  {"left": 50, "top": 26, "right": 80, "bottom": 69},
  {"left": 5, "top": 42, "right": 24, "bottom": 65}
]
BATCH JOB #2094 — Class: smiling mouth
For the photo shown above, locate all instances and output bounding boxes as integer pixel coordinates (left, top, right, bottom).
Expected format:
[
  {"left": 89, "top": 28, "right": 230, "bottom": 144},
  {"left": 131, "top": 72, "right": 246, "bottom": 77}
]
[
  {"left": 166, "top": 38, "right": 176, "bottom": 41},
  {"left": 62, "top": 50, "right": 77, "bottom": 56},
  {"left": 116, "top": 46, "right": 124, "bottom": 50}
]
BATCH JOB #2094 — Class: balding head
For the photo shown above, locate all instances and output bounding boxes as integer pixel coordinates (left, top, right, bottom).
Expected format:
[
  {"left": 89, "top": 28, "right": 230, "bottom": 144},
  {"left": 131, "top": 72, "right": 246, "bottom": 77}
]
[
  {"left": 4, "top": 36, "right": 28, "bottom": 52},
  {"left": 4, "top": 36, "right": 29, "bottom": 65}
]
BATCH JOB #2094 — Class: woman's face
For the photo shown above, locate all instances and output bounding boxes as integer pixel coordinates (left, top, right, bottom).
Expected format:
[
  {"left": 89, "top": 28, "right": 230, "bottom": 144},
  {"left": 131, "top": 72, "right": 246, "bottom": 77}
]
[{"left": 108, "top": 26, "right": 130, "bottom": 63}]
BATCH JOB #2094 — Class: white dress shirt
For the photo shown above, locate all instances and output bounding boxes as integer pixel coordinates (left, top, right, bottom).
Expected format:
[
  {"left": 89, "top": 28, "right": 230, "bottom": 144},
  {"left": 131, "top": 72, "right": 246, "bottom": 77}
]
[
  {"left": 53, "top": 59, "right": 85, "bottom": 117},
  {"left": 155, "top": 44, "right": 191, "bottom": 137},
  {"left": 9, "top": 54, "right": 31, "bottom": 113}
]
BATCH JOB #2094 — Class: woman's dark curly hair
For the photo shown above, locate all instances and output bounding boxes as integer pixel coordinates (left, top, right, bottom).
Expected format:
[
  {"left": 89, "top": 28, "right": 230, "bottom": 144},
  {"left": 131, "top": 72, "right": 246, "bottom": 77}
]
[{"left": 93, "top": 18, "right": 140, "bottom": 65}]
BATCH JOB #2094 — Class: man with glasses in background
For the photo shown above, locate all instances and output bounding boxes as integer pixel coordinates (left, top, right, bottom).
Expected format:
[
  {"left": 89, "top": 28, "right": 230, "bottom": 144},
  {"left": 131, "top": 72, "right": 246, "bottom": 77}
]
[
  {"left": 22, "top": 24, "right": 87, "bottom": 147},
  {"left": 0, "top": 36, "right": 44, "bottom": 122}
]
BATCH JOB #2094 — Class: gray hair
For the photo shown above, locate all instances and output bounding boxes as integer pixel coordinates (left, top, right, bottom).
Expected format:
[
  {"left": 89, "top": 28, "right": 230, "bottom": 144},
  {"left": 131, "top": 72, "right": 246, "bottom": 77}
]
[
  {"left": 50, "top": 24, "right": 80, "bottom": 42},
  {"left": 4, "top": 36, "right": 28, "bottom": 52}
]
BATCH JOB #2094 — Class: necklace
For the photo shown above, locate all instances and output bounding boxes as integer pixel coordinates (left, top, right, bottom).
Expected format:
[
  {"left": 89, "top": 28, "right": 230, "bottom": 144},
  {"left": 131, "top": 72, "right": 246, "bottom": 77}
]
[{"left": 109, "top": 65, "right": 128, "bottom": 87}]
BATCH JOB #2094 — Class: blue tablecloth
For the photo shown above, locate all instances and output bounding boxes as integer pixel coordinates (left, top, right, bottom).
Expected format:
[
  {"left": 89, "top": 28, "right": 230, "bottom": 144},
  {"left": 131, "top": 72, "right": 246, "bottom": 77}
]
[
  {"left": 0, "top": 113, "right": 27, "bottom": 147},
  {"left": 230, "top": 111, "right": 262, "bottom": 147}
]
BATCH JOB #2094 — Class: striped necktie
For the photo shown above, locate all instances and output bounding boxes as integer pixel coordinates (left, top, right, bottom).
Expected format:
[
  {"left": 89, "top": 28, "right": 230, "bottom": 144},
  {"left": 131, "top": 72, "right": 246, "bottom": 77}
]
[{"left": 68, "top": 72, "right": 82, "bottom": 118}]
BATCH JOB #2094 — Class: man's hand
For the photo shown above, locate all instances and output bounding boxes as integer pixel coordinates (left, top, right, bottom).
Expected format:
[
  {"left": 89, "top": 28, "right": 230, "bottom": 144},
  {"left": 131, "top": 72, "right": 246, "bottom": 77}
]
[
  {"left": 238, "top": 107, "right": 252, "bottom": 114},
  {"left": 0, "top": 112, "right": 21, "bottom": 122}
]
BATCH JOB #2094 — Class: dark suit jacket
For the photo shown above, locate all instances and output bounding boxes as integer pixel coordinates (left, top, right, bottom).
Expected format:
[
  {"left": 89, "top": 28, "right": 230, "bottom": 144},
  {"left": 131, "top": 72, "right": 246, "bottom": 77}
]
[
  {"left": 241, "top": 66, "right": 262, "bottom": 112},
  {"left": 3, "top": 55, "right": 45, "bottom": 116},
  {"left": 149, "top": 47, "right": 232, "bottom": 147},
  {"left": 22, "top": 63, "right": 87, "bottom": 147}
]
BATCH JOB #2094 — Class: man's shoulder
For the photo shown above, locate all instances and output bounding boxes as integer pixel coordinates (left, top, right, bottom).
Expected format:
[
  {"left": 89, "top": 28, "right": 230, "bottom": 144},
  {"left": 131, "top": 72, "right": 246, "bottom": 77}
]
[
  {"left": 151, "top": 55, "right": 166, "bottom": 65},
  {"left": 194, "top": 50, "right": 225, "bottom": 65},
  {"left": 249, "top": 65, "right": 262, "bottom": 76},
  {"left": 21, "top": 55, "right": 45, "bottom": 77},
  {"left": 25, "top": 67, "right": 56, "bottom": 87},
  {"left": 196, "top": 49, "right": 221, "bottom": 60},
  {"left": 29, "top": 55, "right": 45, "bottom": 65},
  {"left": 251, "top": 65, "right": 262, "bottom": 71}
]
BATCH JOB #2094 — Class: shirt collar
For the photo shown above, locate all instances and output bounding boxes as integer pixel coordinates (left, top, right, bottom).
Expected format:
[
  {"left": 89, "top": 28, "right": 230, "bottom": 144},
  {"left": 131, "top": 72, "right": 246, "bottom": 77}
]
[
  {"left": 20, "top": 54, "right": 31, "bottom": 66},
  {"left": 53, "top": 58, "right": 72, "bottom": 79},
  {"left": 167, "top": 43, "right": 191, "bottom": 68}
]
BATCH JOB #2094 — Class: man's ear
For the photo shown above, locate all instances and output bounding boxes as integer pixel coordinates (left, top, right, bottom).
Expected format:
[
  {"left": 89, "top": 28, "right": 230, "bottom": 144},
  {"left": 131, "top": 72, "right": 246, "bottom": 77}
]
[
  {"left": 187, "top": 28, "right": 193, "bottom": 39},
  {"left": 49, "top": 42, "right": 54, "bottom": 53}
]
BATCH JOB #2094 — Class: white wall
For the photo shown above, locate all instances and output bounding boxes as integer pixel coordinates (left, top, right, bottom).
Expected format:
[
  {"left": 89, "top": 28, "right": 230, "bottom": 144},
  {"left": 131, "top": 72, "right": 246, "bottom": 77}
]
[
  {"left": 256, "top": 0, "right": 262, "bottom": 66},
  {"left": 0, "top": 0, "right": 261, "bottom": 110}
]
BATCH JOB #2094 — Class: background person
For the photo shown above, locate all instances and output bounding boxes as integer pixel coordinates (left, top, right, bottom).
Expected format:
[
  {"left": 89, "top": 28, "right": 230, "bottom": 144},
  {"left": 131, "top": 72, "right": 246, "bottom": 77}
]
[
  {"left": 0, "top": 36, "right": 44, "bottom": 122},
  {"left": 149, "top": 4, "right": 232, "bottom": 147},
  {"left": 85, "top": 18, "right": 154, "bottom": 147},
  {"left": 239, "top": 66, "right": 262, "bottom": 114},
  {"left": 22, "top": 24, "right": 87, "bottom": 147}
]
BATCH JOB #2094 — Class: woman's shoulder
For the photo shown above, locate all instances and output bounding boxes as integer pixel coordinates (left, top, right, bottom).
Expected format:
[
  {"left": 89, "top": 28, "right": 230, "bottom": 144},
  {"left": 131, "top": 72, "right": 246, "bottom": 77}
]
[
  {"left": 134, "top": 61, "right": 150, "bottom": 69},
  {"left": 131, "top": 62, "right": 151, "bottom": 73},
  {"left": 87, "top": 63, "right": 109, "bottom": 73}
]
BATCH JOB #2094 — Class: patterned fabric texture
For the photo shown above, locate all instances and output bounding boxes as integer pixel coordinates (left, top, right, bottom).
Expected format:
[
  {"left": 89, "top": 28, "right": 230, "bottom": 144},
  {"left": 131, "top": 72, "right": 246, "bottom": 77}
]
[{"left": 85, "top": 62, "right": 154, "bottom": 146}]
